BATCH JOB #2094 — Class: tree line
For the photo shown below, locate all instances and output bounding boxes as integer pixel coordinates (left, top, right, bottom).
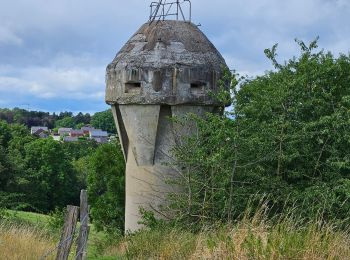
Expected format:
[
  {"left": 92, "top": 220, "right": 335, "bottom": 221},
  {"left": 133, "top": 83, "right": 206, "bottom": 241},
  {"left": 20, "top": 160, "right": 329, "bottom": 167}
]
[{"left": 0, "top": 108, "right": 117, "bottom": 134}]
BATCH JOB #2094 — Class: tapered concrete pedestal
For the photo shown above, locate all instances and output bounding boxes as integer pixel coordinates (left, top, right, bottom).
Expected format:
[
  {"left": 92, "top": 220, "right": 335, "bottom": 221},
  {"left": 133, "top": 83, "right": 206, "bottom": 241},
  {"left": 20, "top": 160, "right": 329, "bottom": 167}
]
[{"left": 106, "top": 20, "right": 228, "bottom": 232}]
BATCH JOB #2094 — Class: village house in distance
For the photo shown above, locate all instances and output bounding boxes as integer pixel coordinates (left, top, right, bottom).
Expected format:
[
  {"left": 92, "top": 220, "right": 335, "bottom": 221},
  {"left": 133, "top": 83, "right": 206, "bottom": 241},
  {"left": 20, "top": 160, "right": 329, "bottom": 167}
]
[{"left": 30, "top": 125, "right": 109, "bottom": 144}]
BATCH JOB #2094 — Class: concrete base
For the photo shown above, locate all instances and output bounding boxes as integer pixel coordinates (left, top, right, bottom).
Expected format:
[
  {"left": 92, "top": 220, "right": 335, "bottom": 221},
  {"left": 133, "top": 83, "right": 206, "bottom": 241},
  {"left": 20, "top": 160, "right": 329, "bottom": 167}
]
[
  {"left": 124, "top": 148, "right": 178, "bottom": 231},
  {"left": 112, "top": 104, "right": 216, "bottom": 232}
]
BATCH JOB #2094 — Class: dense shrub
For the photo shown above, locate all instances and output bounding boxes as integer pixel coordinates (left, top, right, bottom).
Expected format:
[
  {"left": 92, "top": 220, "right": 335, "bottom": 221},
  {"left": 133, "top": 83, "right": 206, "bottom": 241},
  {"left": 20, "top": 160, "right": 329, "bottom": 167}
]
[
  {"left": 0, "top": 120, "right": 98, "bottom": 213},
  {"left": 87, "top": 142, "right": 125, "bottom": 234},
  {"left": 169, "top": 39, "right": 350, "bottom": 228}
]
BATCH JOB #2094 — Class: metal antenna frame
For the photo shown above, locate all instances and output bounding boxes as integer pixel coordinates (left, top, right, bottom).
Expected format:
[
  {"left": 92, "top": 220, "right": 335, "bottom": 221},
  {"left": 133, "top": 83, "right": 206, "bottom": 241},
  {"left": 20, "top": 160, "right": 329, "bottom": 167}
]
[{"left": 149, "top": 0, "right": 191, "bottom": 23}]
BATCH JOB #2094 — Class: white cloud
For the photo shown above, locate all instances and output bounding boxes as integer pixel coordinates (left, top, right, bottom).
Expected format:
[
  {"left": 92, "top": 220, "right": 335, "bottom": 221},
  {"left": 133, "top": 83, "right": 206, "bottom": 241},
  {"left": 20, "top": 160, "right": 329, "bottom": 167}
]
[
  {"left": 0, "top": 0, "right": 146, "bottom": 34},
  {"left": 0, "top": 0, "right": 349, "bottom": 112},
  {"left": 0, "top": 27, "right": 22, "bottom": 46},
  {"left": 0, "top": 53, "right": 105, "bottom": 101},
  {"left": 193, "top": 0, "right": 350, "bottom": 77}
]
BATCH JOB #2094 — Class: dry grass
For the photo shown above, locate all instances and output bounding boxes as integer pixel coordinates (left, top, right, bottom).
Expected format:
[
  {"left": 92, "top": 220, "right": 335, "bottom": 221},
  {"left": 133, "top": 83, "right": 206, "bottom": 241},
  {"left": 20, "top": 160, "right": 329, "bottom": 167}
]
[
  {"left": 2, "top": 208, "right": 350, "bottom": 260},
  {"left": 98, "top": 228, "right": 197, "bottom": 259},
  {"left": 191, "top": 221, "right": 350, "bottom": 260},
  {"left": 103, "top": 208, "right": 350, "bottom": 260},
  {"left": 0, "top": 223, "right": 56, "bottom": 260}
]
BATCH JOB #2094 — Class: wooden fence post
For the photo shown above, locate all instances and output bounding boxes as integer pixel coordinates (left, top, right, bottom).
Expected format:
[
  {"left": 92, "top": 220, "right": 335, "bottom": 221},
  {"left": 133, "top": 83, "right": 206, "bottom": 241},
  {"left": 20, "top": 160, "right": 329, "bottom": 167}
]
[
  {"left": 76, "top": 190, "right": 90, "bottom": 260},
  {"left": 56, "top": 205, "right": 79, "bottom": 260}
]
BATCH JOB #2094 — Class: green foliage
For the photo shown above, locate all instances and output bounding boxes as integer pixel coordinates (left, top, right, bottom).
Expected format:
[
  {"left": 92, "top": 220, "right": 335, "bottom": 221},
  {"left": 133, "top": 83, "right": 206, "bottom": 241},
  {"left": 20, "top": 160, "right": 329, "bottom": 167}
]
[
  {"left": 0, "top": 114, "right": 124, "bottom": 220},
  {"left": 87, "top": 142, "right": 125, "bottom": 234},
  {"left": 55, "top": 116, "right": 76, "bottom": 128},
  {"left": 21, "top": 138, "right": 79, "bottom": 211},
  {"left": 0, "top": 108, "right": 56, "bottom": 128},
  {"left": 170, "top": 39, "right": 350, "bottom": 228},
  {"left": 62, "top": 140, "right": 98, "bottom": 160},
  {"left": 72, "top": 156, "right": 91, "bottom": 188},
  {"left": 47, "top": 207, "right": 66, "bottom": 233},
  {"left": 73, "top": 112, "right": 91, "bottom": 126},
  {"left": 0, "top": 120, "right": 97, "bottom": 213},
  {"left": 91, "top": 109, "right": 116, "bottom": 134},
  {"left": 0, "top": 193, "right": 15, "bottom": 219},
  {"left": 0, "top": 108, "right": 92, "bottom": 129},
  {"left": 138, "top": 208, "right": 166, "bottom": 230}
]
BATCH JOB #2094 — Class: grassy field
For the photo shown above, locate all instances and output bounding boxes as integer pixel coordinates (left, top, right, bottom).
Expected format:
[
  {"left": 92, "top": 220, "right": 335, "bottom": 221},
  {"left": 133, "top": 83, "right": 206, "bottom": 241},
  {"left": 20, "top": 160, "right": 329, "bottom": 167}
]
[
  {"left": 0, "top": 223, "right": 55, "bottom": 260},
  {"left": 5, "top": 210, "right": 50, "bottom": 225},
  {"left": 103, "top": 215, "right": 350, "bottom": 260},
  {"left": 1, "top": 209, "right": 350, "bottom": 259},
  {"left": 0, "top": 211, "right": 55, "bottom": 260},
  {"left": 0, "top": 210, "right": 108, "bottom": 260}
]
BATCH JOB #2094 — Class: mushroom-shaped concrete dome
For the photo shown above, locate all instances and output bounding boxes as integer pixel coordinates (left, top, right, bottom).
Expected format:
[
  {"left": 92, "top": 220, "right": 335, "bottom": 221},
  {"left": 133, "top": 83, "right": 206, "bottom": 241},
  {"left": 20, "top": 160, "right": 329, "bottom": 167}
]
[{"left": 106, "top": 20, "right": 228, "bottom": 106}]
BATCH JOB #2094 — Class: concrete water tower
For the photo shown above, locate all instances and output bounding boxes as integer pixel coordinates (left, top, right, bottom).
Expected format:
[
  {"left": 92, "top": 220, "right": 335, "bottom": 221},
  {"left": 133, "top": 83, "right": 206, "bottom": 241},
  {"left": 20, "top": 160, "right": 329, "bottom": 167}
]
[{"left": 105, "top": 0, "right": 228, "bottom": 232}]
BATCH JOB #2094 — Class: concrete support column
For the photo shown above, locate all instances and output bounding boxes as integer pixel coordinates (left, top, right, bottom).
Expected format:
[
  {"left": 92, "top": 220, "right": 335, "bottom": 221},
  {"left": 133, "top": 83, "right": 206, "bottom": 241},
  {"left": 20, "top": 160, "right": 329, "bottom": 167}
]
[{"left": 112, "top": 104, "right": 217, "bottom": 232}]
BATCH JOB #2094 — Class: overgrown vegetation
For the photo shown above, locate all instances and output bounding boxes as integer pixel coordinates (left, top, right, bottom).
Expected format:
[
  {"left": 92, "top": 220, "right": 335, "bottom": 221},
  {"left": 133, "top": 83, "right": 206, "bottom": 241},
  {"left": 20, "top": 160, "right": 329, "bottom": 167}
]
[
  {"left": 166, "top": 39, "right": 350, "bottom": 229},
  {"left": 87, "top": 143, "right": 125, "bottom": 234},
  {"left": 0, "top": 118, "right": 123, "bottom": 220},
  {"left": 92, "top": 39, "right": 350, "bottom": 258},
  {"left": 0, "top": 121, "right": 94, "bottom": 212},
  {"left": 97, "top": 205, "right": 350, "bottom": 259},
  {"left": 1, "top": 205, "right": 350, "bottom": 259}
]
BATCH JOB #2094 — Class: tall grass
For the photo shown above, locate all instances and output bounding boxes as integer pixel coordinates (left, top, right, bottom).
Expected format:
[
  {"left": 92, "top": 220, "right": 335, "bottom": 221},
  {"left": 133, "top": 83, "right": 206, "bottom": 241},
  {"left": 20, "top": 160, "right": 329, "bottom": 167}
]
[
  {"left": 1, "top": 207, "right": 349, "bottom": 259},
  {"left": 101, "top": 206, "right": 350, "bottom": 259},
  {"left": 190, "top": 209, "right": 350, "bottom": 260},
  {"left": 0, "top": 222, "right": 56, "bottom": 260}
]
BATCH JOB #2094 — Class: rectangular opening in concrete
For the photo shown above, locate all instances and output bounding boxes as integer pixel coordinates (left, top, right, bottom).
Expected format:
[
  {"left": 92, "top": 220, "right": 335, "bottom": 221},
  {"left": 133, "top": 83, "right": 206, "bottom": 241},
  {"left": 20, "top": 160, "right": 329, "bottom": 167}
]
[
  {"left": 125, "top": 82, "right": 141, "bottom": 94},
  {"left": 152, "top": 71, "right": 163, "bottom": 92},
  {"left": 190, "top": 81, "right": 206, "bottom": 95}
]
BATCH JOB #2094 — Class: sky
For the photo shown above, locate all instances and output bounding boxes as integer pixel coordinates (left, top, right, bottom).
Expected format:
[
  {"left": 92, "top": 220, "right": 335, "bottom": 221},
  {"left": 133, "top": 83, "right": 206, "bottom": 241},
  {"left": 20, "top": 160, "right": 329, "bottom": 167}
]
[{"left": 0, "top": 0, "right": 349, "bottom": 114}]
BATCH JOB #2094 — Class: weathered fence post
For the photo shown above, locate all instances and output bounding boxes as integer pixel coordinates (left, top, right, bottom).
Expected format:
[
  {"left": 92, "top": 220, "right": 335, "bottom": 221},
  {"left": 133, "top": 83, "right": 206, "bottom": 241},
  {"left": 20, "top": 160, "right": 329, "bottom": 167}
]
[
  {"left": 75, "top": 189, "right": 90, "bottom": 260},
  {"left": 56, "top": 205, "right": 79, "bottom": 260}
]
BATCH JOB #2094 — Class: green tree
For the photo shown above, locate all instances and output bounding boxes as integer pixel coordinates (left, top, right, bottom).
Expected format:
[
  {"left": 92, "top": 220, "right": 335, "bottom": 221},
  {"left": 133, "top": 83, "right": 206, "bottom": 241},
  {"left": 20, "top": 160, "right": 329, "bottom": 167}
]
[
  {"left": 0, "top": 120, "right": 12, "bottom": 148},
  {"left": 74, "top": 112, "right": 91, "bottom": 126},
  {"left": 170, "top": 39, "right": 350, "bottom": 228},
  {"left": 91, "top": 109, "right": 116, "bottom": 134},
  {"left": 0, "top": 122, "right": 33, "bottom": 210},
  {"left": 55, "top": 116, "right": 76, "bottom": 128},
  {"left": 21, "top": 138, "right": 79, "bottom": 211},
  {"left": 0, "top": 122, "right": 30, "bottom": 192},
  {"left": 87, "top": 142, "right": 125, "bottom": 233},
  {"left": 0, "top": 145, "right": 10, "bottom": 191},
  {"left": 0, "top": 119, "right": 98, "bottom": 213},
  {"left": 0, "top": 121, "right": 11, "bottom": 189}
]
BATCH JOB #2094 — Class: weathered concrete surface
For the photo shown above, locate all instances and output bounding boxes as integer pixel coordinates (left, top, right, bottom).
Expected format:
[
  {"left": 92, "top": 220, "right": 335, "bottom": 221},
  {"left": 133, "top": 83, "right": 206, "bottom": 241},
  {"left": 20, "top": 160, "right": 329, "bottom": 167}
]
[
  {"left": 113, "top": 104, "right": 218, "bottom": 231},
  {"left": 106, "top": 20, "right": 229, "bottom": 232},
  {"left": 106, "top": 20, "right": 227, "bottom": 106}
]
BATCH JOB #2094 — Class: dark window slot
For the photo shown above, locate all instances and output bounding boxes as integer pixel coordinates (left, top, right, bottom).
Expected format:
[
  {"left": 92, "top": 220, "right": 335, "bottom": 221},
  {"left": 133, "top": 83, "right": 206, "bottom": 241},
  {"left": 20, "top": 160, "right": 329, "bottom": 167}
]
[
  {"left": 190, "top": 81, "right": 206, "bottom": 94},
  {"left": 125, "top": 82, "right": 141, "bottom": 94},
  {"left": 153, "top": 71, "right": 163, "bottom": 92}
]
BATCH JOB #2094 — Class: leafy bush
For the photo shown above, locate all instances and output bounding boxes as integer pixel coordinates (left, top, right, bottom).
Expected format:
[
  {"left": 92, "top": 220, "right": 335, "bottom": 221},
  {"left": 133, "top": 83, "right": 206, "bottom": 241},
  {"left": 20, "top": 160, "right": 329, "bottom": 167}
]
[
  {"left": 0, "top": 121, "right": 91, "bottom": 213},
  {"left": 0, "top": 192, "right": 27, "bottom": 219},
  {"left": 168, "top": 39, "right": 350, "bottom": 228},
  {"left": 87, "top": 142, "right": 125, "bottom": 234},
  {"left": 91, "top": 109, "right": 117, "bottom": 134},
  {"left": 47, "top": 207, "right": 66, "bottom": 233}
]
